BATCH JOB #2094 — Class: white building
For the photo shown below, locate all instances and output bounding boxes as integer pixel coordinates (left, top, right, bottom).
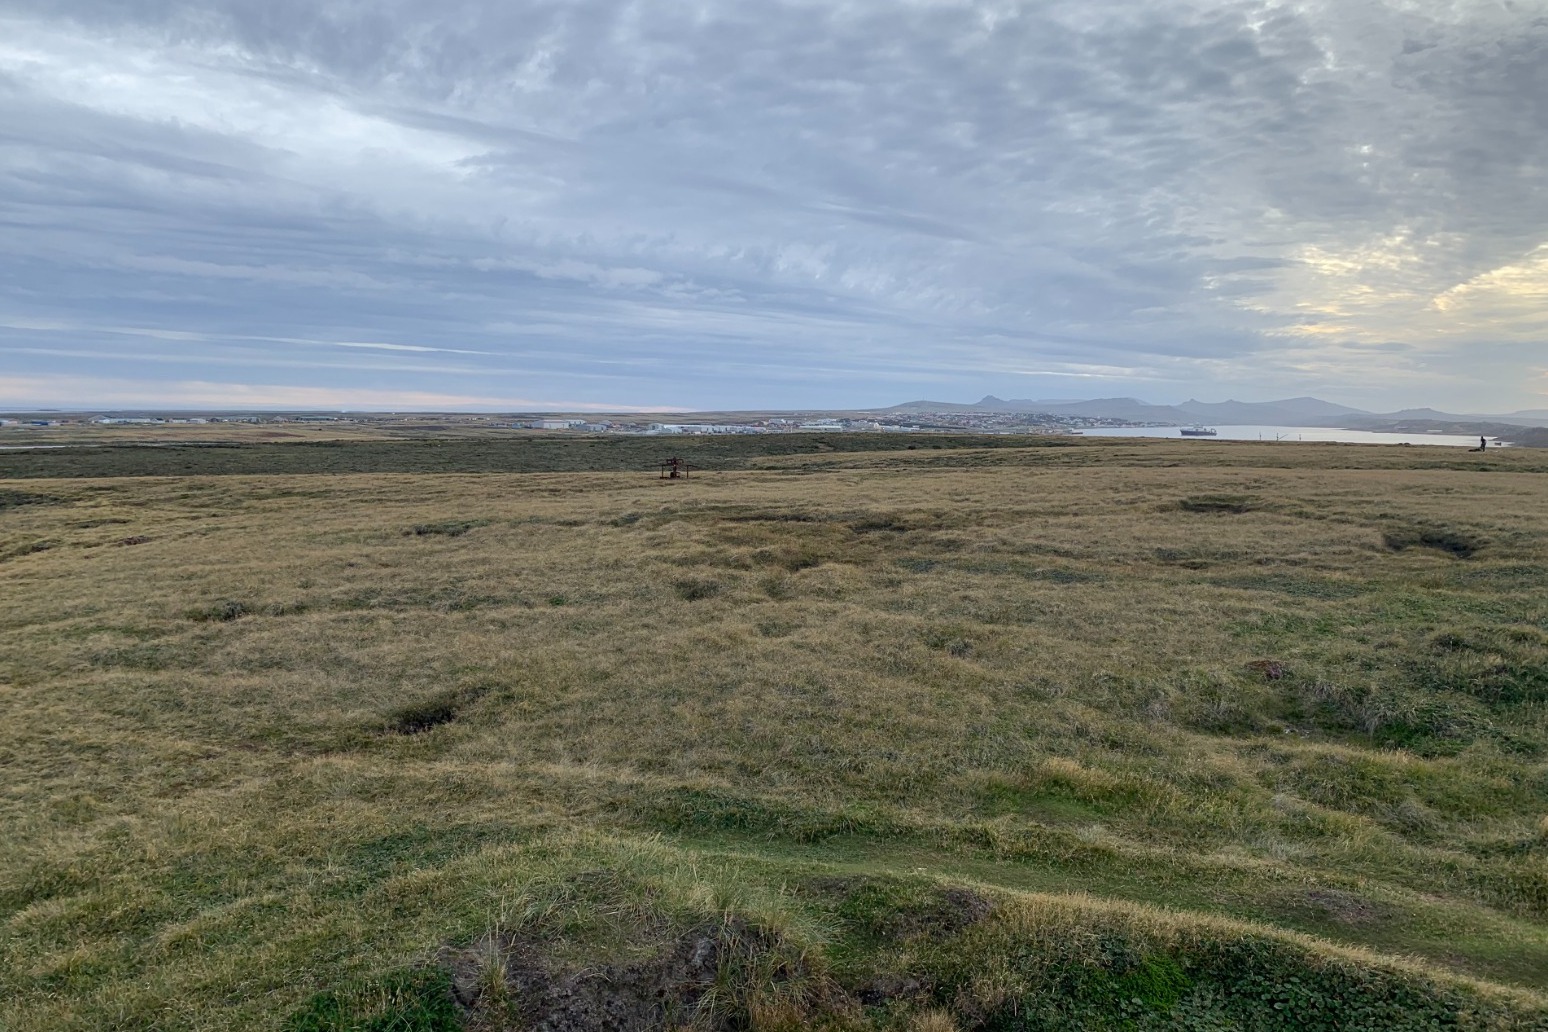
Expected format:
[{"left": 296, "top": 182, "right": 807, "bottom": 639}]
[{"left": 649, "top": 423, "right": 763, "bottom": 434}]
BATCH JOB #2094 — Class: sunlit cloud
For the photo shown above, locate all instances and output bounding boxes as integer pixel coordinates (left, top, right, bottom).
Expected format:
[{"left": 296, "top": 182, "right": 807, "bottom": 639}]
[{"left": 1432, "top": 246, "right": 1548, "bottom": 327}]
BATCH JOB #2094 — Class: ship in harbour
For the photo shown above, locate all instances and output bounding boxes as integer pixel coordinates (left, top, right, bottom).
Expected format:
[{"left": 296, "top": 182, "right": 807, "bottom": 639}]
[{"left": 1179, "top": 426, "right": 1218, "bottom": 437}]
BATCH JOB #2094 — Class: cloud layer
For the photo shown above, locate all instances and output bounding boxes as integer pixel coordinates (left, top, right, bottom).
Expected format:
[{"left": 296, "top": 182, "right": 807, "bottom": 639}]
[{"left": 3, "top": 0, "right": 1546, "bottom": 410}]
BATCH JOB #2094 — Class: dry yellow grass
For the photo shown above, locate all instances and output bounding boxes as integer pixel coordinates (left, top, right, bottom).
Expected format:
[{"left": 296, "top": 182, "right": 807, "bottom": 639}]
[{"left": 4, "top": 440, "right": 1548, "bottom": 1028}]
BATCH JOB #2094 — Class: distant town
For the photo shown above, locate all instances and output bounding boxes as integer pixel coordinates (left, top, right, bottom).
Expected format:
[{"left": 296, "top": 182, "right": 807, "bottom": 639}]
[
  {"left": 4, "top": 393, "right": 1546, "bottom": 446},
  {"left": 0, "top": 409, "right": 1145, "bottom": 436}
]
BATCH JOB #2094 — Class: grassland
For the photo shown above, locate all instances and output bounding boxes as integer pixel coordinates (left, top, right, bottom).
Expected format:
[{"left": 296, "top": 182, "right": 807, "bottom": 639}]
[
  {"left": 4, "top": 436, "right": 1548, "bottom": 1030},
  {"left": 0, "top": 430, "right": 1061, "bottom": 480}
]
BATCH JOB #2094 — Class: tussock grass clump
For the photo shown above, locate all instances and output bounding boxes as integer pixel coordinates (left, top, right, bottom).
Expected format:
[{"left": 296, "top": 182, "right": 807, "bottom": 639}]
[
  {"left": 407, "top": 520, "right": 486, "bottom": 537},
  {"left": 186, "top": 597, "right": 251, "bottom": 622},
  {"left": 1291, "top": 677, "right": 1498, "bottom": 753},
  {"left": 1404, "top": 628, "right": 1548, "bottom": 705},
  {"left": 922, "top": 628, "right": 973, "bottom": 657}
]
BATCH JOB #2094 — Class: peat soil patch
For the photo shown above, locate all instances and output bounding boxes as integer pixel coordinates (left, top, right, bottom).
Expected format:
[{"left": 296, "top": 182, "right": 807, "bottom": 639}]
[
  {"left": 445, "top": 919, "right": 809, "bottom": 1032},
  {"left": 383, "top": 682, "right": 498, "bottom": 735},
  {"left": 1178, "top": 494, "right": 1259, "bottom": 514},
  {"left": 1383, "top": 526, "right": 1481, "bottom": 558},
  {"left": 437, "top": 880, "right": 997, "bottom": 1031}
]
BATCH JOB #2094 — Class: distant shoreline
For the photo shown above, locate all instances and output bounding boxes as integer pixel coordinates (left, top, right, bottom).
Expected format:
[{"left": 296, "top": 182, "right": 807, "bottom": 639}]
[{"left": 1075, "top": 424, "right": 1502, "bottom": 447}]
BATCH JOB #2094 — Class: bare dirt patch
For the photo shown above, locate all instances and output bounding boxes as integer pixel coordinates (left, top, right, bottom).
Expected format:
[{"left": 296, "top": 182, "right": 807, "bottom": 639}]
[{"left": 1301, "top": 888, "right": 1387, "bottom": 926}]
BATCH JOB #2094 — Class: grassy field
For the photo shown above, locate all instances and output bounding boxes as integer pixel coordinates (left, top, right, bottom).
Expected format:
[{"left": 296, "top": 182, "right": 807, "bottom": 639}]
[
  {"left": 4, "top": 436, "right": 1548, "bottom": 1030},
  {"left": 0, "top": 430, "right": 1067, "bottom": 480}
]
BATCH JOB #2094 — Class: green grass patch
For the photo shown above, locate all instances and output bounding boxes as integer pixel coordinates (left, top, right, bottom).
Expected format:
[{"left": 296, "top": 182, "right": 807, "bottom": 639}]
[{"left": 286, "top": 968, "right": 461, "bottom": 1032}]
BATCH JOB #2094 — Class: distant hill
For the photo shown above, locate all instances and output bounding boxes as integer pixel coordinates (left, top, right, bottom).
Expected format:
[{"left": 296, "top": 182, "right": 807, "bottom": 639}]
[
  {"left": 1367, "top": 407, "right": 1461, "bottom": 421},
  {"left": 1347, "top": 409, "right": 1548, "bottom": 430},
  {"left": 888, "top": 399, "right": 991, "bottom": 413},
  {"left": 1176, "top": 397, "right": 1370, "bottom": 425},
  {"left": 887, "top": 395, "right": 1364, "bottom": 425},
  {"left": 886, "top": 395, "right": 1548, "bottom": 429},
  {"left": 995, "top": 397, "right": 1197, "bottom": 421},
  {"left": 1346, "top": 419, "right": 1548, "bottom": 447}
]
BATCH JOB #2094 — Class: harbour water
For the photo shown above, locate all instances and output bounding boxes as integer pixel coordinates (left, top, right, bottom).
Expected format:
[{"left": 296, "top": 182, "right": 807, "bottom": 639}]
[{"left": 1076, "top": 425, "right": 1496, "bottom": 447}]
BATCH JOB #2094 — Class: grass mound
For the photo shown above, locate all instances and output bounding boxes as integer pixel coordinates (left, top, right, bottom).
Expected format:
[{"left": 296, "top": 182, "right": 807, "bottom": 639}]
[
  {"left": 285, "top": 870, "right": 1548, "bottom": 1031},
  {"left": 919, "top": 896, "right": 1543, "bottom": 1031}
]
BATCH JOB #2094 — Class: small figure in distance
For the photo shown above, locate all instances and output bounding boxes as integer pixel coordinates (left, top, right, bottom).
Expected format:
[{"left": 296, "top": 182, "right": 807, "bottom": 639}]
[{"left": 1480, "top": 435, "right": 1488, "bottom": 450}]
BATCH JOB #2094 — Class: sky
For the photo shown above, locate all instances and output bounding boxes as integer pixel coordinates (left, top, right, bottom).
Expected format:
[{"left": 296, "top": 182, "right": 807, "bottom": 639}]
[{"left": 2, "top": 0, "right": 1546, "bottom": 413}]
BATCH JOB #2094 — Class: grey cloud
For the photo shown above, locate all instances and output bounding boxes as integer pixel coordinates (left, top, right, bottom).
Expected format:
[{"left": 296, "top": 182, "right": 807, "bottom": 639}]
[{"left": 2, "top": 1, "right": 1546, "bottom": 410}]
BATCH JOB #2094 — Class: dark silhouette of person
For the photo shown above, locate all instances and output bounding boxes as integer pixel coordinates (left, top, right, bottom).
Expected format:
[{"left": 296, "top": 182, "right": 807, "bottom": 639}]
[{"left": 1480, "top": 436, "right": 1487, "bottom": 450}]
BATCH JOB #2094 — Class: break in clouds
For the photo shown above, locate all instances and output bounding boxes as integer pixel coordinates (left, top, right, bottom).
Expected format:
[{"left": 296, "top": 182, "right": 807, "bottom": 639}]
[{"left": 1, "top": 0, "right": 1546, "bottom": 411}]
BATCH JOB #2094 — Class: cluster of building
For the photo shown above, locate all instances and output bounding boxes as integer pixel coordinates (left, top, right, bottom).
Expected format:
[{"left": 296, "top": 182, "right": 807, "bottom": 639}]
[
  {"left": 891, "top": 410, "right": 1142, "bottom": 432},
  {"left": 511, "top": 418, "right": 616, "bottom": 431},
  {"left": 509, "top": 417, "right": 879, "bottom": 434},
  {"left": 4, "top": 409, "right": 1143, "bottom": 436},
  {"left": 543, "top": 418, "right": 931, "bottom": 435},
  {"left": 0, "top": 413, "right": 355, "bottom": 429},
  {"left": 94, "top": 416, "right": 210, "bottom": 425}
]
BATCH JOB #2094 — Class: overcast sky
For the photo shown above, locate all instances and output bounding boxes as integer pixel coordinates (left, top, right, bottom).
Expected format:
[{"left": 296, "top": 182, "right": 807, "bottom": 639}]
[{"left": 2, "top": 0, "right": 1546, "bottom": 412}]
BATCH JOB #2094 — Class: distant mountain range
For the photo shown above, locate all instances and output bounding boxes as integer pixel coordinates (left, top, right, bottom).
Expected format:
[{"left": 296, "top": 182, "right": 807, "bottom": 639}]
[{"left": 884, "top": 395, "right": 1548, "bottom": 429}]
